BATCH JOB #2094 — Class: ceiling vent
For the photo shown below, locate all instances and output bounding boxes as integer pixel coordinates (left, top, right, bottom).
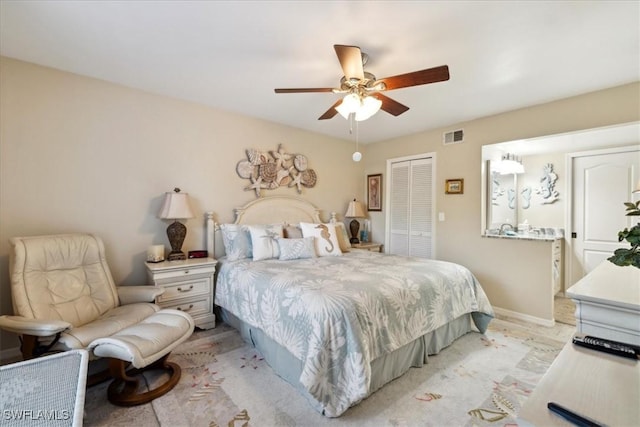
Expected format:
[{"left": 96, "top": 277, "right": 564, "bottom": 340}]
[{"left": 443, "top": 129, "right": 464, "bottom": 145}]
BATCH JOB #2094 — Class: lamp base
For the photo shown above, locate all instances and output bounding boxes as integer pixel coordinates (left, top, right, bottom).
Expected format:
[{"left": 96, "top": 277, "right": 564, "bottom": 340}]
[
  {"left": 166, "top": 221, "right": 187, "bottom": 261},
  {"left": 349, "top": 219, "right": 360, "bottom": 244},
  {"left": 167, "top": 250, "right": 186, "bottom": 261}
]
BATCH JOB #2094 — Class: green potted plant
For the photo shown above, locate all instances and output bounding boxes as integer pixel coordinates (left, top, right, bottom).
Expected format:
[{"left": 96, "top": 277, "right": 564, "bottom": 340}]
[{"left": 608, "top": 200, "right": 640, "bottom": 268}]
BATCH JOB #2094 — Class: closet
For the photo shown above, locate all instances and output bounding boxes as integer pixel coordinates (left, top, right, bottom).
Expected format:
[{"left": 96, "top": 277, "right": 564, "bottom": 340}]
[{"left": 386, "top": 154, "right": 435, "bottom": 258}]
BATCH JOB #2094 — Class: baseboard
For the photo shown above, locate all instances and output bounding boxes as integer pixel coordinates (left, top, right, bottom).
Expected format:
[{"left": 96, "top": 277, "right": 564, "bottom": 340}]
[
  {"left": 493, "top": 306, "right": 556, "bottom": 328},
  {"left": 0, "top": 346, "right": 21, "bottom": 365}
]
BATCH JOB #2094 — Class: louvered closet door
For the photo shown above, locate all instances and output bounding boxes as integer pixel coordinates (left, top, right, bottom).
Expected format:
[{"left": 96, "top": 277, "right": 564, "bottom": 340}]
[{"left": 389, "top": 157, "right": 434, "bottom": 258}]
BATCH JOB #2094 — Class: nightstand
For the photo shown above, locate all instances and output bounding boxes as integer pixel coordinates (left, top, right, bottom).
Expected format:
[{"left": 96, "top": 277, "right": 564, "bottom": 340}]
[
  {"left": 351, "top": 242, "right": 383, "bottom": 253},
  {"left": 145, "top": 258, "right": 217, "bottom": 330}
]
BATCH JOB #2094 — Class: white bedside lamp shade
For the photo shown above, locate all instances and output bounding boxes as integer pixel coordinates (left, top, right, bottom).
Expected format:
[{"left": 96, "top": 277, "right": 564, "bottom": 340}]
[
  {"left": 345, "top": 200, "right": 366, "bottom": 218},
  {"left": 344, "top": 199, "right": 366, "bottom": 244},
  {"left": 158, "top": 191, "right": 194, "bottom": 220},
  {"left": 158, "top": 188, "right": 194, "bottom": 261}
]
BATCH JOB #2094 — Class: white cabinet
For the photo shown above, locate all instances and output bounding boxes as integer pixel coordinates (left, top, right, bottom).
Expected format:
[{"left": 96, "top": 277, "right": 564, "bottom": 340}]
[
  {"left": 567, "top": 260, "right": 640, "bottom": 346},
  {"left": 146, "top": 258, "right": 217, "bottom": 330}
]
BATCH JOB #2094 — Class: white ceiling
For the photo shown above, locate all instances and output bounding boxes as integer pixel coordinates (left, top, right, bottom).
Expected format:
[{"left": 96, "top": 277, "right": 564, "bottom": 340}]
[{"left": 1, "top": 1, "right": 638, "bottom": 144}]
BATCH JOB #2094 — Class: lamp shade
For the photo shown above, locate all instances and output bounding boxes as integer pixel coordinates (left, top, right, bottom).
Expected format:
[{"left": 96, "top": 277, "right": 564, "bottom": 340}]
[
  {"left": 336, "top": 94, "right": 382, "bottom": 121},
  {"left": 336, "top": 93, "right": 360, "bottom": 119},
  {"left": 345, "top": 200, "right": 366, "bottom": 218},
  {"left": 354, "top": 96, "right": 382, "bottom": 121},
  {"left": 158, "top": 190, "right": 194, "bottom": 220}
]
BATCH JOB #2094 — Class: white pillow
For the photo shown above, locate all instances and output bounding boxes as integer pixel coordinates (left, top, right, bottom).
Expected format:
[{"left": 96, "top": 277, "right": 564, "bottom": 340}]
[
  {"left": 277, "top": 237, "right": 317, "bottom": 260},
  {"left": 299, "top": 222, "right": 342, "bottom": 257},
  {"left": 220, "top": 224, "right": 252, "bottom": 261},
  {"left": 248, "top": 224, "right": 284, "bottom": 261}
]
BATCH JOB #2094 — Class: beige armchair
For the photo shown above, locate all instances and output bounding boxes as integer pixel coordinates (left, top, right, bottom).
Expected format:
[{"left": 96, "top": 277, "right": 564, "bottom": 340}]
[{"left": 0, "top": 233, "right": 195, "bottom": 406}]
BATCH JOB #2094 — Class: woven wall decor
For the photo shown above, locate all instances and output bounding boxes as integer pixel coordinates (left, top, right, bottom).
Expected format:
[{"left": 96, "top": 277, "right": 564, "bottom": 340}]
[{"left": 236, "top": 144, "right": 317, "bottom": 197}]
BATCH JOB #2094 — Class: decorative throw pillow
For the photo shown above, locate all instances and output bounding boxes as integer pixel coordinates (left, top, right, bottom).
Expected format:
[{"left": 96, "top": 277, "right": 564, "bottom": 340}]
[
  {"left": 277, "top": 237, "right": 317, "bottom": 260},
  {"left": 299, "top": 222, "right": 342, "bottom": 257},
  {"left": 220, "top": 224, "right": 252, "bottom": 261},
  {"left": 283, "top": 224, "right": 303, "bottom": 239},
  {"left": 334, "top": 222, "right": 351, "bottom": 253},
  {"left": 248, "top": 224, "right": 284, "bottom": 261}
]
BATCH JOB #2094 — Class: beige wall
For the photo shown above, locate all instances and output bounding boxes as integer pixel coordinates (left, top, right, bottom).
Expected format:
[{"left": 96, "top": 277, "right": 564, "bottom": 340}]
[
  {"left": 362, "top": 82, "right": 640, "bottom": 323},
  {"left": 1, "top": 55, "right": 639, "bottom": 355},
  {"left": 0, "top": 57, "right": 364, "bottom": 353}
]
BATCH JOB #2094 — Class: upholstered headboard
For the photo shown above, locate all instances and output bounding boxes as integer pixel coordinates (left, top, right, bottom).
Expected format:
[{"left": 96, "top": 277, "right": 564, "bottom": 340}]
[{"left": 206, "top": 196, "right": 331, "bottom": 259}]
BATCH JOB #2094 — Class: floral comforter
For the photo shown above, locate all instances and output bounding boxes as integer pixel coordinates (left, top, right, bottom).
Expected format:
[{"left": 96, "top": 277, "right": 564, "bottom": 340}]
[{"left": 215, "top": 251, "right": 494, "bottom": 416}]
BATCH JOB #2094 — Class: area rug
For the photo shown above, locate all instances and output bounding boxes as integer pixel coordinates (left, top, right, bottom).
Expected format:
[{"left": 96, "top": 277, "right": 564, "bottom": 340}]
[{"left": 83, "top": 319, "right": 569, "bottom": 426}]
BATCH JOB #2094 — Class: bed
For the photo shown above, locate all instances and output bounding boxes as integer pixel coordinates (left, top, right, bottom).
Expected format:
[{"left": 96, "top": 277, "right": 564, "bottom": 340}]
[{"left": 206, "top": 196, "right": 494, "bottom": 417}]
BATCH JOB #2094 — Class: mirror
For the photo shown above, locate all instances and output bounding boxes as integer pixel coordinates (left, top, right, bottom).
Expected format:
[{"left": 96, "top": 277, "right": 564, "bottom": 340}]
[
  {"left": 481, "top": 122, "right": 640, "bottom": 238},
  {"left": 487, "top": 167, "right": 517, "bottom": 232}
]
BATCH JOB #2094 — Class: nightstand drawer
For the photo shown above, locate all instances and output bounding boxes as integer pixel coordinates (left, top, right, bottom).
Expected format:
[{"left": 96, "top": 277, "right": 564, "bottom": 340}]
[
  {"left": 150, "top": 265, "right": 215, "bottom": 282},
  {"left": 156, "top": 277, "right": 211, "bottom": 304},
  {"left": 159, "top": 295, "right": 212, "bottom": 318},
  {"left": 145, "top": 258, "right": 217, "bottom": 330}
]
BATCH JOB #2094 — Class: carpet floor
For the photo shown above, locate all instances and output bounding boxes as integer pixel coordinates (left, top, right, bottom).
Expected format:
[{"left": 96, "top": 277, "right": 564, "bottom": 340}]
[{"left": 83, "top": 316, "right": 573, "bottom": 427}]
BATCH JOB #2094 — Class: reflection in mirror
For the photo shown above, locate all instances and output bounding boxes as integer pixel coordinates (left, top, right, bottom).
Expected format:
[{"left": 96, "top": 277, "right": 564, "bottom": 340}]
[
  {"left": 481, "top": 122, "right": 640, "bottom": 239},
  {"left": 487, "top": 163, "right": 517, "bottom": 234}
]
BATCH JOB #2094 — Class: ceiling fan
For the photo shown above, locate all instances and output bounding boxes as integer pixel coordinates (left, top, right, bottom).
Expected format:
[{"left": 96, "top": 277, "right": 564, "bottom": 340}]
[{"left": 274, "top": 44, "right": 450, "bottom": 121}]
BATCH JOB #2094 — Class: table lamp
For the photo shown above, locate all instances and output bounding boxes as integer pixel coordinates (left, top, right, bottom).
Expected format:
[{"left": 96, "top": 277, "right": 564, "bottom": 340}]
[
  {"left": 158, "top": 188, "right": 194, "bottom": 261},
  {"left": 344, "top": 199, "right": 366, "bottom": 244}
]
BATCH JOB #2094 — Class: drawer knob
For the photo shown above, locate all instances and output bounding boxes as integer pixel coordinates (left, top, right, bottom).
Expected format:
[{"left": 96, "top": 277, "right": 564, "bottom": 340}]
[
  {"left": 177, "top": 304, "right": 194, "bottom": 312},
  {"left": 177, "top": 285, "right": 194, "bottom": 292}
]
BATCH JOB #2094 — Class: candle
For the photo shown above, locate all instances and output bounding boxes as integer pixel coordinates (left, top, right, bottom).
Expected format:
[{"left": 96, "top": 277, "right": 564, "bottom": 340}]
[{"left": 147, "top": 245, "right": 165, "bottom": 263}]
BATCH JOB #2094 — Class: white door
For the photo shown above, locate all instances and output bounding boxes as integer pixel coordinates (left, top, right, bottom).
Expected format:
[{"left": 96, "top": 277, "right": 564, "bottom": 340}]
[
  {"left": 570, "top": 147, "right": 640, "bottom": 285},
  {"left": 387, "top": 156, "right": 434, "bottom": 258}
]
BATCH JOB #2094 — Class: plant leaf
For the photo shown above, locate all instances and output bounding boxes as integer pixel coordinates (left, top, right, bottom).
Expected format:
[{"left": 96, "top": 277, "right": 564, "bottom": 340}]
[{"left": 608, "top": 249, "right": 634, "bottom": 267}]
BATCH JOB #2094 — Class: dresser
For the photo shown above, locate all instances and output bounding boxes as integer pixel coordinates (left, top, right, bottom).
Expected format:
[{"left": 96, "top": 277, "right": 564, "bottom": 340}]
[
  {"left": 566, "top": 260, "right": 640, "bottom": 346},
  {"left": 146, "top": 258, "right": 217, "bottom": 330}
]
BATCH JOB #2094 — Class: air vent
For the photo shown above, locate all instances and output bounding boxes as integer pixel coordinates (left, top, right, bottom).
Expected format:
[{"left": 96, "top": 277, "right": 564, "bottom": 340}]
[{"left": 443, "top": 129, "right": 464, "bottom": 145}]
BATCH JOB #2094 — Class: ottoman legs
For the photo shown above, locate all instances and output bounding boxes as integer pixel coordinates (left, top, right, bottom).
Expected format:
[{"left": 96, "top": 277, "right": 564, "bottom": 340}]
[{"left": 106, "top": 353, "right": 182, "bottom": 406}]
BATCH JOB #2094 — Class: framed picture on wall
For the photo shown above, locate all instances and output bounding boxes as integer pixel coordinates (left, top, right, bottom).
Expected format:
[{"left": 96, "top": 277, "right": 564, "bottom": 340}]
[
  {"left": 367, "top": 174, "right": 382, "bottom": 211},
  {"left": 445, "top": 178, "right": 464, "bottom": 194}
]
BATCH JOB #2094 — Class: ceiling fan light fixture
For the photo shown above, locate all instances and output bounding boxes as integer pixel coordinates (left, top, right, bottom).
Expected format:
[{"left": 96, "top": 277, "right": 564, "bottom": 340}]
[
  {"left": 336, "top": 93, "right": 382, "bottom": 121},
  {"left": 354, "top": 96, "right": 382, "bottom": 121},
  {"left": 336, "top": 93, "right": 360, "bottom": 119}
]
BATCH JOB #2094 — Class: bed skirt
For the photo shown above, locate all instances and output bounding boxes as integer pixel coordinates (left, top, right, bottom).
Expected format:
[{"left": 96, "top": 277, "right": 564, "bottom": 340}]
[{"left": 219, "top": 308, "right": 476, "bottom": 416}]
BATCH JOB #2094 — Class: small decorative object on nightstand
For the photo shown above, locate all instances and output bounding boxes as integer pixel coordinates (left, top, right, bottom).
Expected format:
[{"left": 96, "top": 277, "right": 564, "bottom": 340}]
[
  {"left": 146, "top": 258, "right": 217, "bottom": 330},
  {"left": 351, "top": 242, "right": 383, "bottom": 253}
]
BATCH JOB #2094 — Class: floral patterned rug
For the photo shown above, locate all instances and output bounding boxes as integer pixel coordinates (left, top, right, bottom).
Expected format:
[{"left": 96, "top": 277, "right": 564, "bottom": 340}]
[{"left": 83, "top": 318, "right": 570, "bottom": 426}]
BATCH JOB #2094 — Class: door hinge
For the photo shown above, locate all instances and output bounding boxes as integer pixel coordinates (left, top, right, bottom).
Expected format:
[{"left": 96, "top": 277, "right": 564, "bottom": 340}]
[{"left": 571, "top": 232, "right": 577, "bottom": 238}]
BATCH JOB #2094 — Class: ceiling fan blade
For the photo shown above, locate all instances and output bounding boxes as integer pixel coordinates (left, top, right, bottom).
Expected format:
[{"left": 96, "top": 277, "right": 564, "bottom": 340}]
[
  {"left": 373, "top": 93, "right": 410, "bottom": 116},
  {"left": 275, "top": 88, "right": 334, "bottom": 93},
  {"left": 334, "top": 45, "right": 365, "bottom": 81},
  {"left": 378, "top": 65, "right": 449, "bottom": 91},
  {"left": 318, "top": 99, "right": 343, "bottom": 120}
]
